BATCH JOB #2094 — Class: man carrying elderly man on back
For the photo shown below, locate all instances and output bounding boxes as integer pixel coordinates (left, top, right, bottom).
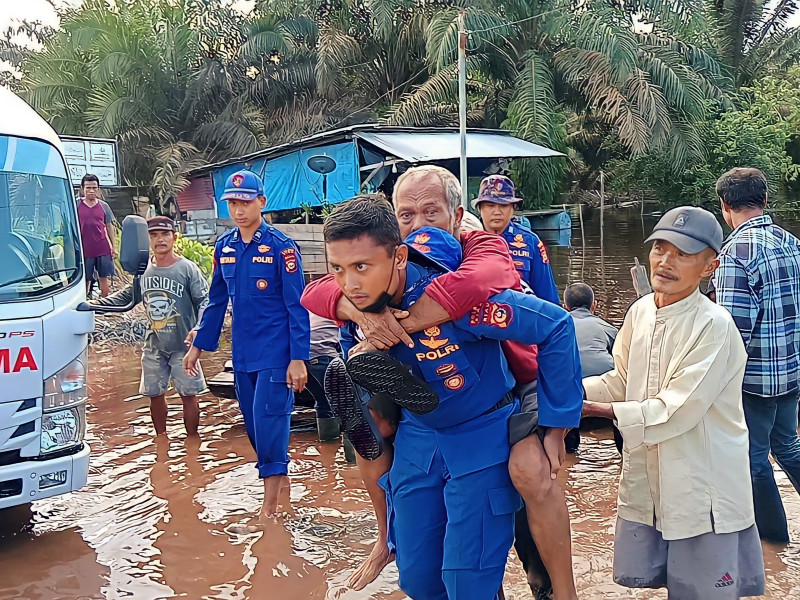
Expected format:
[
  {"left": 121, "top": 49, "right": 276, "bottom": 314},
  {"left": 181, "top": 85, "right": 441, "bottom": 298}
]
[{"left": 302, "top": 166, "right": 581, "bottom": 600}]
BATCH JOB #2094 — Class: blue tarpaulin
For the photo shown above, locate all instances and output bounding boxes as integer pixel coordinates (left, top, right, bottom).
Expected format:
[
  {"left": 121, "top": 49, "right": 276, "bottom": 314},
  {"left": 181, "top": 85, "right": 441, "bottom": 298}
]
[{"left": 213, "top": 140, "right": 359, "bottom": 218}]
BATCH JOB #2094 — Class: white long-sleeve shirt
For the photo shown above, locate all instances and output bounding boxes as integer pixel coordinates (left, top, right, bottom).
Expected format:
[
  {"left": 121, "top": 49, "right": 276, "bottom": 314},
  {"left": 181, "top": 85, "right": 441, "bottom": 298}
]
[{"left": 583, "top": 289, "right": 755, "bottom": 540}]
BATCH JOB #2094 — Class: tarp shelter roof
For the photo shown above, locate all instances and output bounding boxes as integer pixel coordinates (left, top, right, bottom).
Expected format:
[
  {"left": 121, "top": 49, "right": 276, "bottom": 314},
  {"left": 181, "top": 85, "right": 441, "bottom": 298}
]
[
  {"left": 188, "top": 124, "right": 564, "bottom": 176},
  {"left": 353, "top": 130, "right": 563, "bottom": 162}
]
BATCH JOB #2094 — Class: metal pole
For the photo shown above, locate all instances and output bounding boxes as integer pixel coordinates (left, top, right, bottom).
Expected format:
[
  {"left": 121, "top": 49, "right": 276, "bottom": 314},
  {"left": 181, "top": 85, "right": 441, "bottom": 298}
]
[{"left": 458, "top": 11, "right": 468, "bottom": 209}]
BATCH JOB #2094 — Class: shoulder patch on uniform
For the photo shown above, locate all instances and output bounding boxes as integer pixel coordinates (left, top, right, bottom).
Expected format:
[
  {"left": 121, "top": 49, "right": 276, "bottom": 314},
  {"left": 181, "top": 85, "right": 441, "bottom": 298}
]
[
  {"left": 469, "top": 301, "right": 513, "bottom": 329},
  {"left": 282, "top": 247, "right": 298, "bottom": 273},
  {"left": 537, "top": 240, "right": 550, "bottom": 264}
]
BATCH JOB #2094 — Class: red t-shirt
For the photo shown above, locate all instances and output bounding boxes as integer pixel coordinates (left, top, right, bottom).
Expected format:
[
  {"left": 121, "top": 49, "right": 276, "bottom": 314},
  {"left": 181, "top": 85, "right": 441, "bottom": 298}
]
[
  {"left": 78, "top": 200, "right": 113, "bottom": 258},
  {"left": 301, "top": 230, "right": 539, "bottom": 382}
]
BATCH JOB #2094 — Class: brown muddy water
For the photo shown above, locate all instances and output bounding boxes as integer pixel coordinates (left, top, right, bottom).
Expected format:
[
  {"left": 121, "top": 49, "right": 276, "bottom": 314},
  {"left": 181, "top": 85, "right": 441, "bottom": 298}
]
[{"left": 2, "top": 207, "right": 800, "bottom": 600}]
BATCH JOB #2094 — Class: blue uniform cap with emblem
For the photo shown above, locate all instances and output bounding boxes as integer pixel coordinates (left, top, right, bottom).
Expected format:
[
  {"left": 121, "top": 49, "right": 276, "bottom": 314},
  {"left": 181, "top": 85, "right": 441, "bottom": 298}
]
[
  {"left": 220, "top": 169, "right": 264, "bottom": 202},
  {"left": 471, "top": 174, "right": 523, "bottom": 210},
  {"left": 404, "top": 226, "right": 463, "bottom": 272},
  {"left": 644, "top": 206, "right": 723, "bottom": 254}
]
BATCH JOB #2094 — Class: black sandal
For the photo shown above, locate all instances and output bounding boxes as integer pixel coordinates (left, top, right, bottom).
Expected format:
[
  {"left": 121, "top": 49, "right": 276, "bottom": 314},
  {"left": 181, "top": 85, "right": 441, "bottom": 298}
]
[
  {"left": 346, "top": 352, "right": 439, "bottom": 415},
  {"left": 324, "top": 357, "right": 384, "bottom": 460}
]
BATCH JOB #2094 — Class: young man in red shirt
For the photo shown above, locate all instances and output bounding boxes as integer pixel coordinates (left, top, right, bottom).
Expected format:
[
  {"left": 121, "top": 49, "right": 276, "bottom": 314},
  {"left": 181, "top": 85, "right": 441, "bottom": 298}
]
[{"left": 303, "top": 166, "right": 579, "bottom": 600}]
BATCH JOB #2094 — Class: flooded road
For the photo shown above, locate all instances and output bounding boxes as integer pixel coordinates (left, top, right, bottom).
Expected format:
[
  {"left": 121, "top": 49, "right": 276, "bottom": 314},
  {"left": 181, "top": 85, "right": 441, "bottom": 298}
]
[{"left": 2, "top": 208, "right": 800, "bottom": 599}]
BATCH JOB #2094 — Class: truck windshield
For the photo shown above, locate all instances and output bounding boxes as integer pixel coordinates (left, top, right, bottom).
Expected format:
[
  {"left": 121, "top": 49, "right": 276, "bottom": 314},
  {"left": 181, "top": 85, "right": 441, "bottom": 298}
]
[{"left": 0, "top": 137, "right": 81, "bottom": 302}]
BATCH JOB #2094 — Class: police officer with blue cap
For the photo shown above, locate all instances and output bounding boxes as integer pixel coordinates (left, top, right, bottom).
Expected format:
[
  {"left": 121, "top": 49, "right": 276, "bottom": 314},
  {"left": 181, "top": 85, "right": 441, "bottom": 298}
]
[
  {"left": 323, "top": 197, "right": 583, "bottom": 600},
  {"left": 472, "top": 175, "right": 559, "bottom": 304},
  {"left": 184, "top": 169, "right": 310, "bottom": 524}
]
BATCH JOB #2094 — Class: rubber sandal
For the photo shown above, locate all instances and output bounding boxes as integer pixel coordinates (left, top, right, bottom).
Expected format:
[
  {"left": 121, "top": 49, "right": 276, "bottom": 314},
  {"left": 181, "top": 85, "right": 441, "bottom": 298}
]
[
  {"left": 323, "top": 357, "right": 384, "bottom": 460},
  {"left": 346, "top": 352, "right": 439, "bottom": 415}
]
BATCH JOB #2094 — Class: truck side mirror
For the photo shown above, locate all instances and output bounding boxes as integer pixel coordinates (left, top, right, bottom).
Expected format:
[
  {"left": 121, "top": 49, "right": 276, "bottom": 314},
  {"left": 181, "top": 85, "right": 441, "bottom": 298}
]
[
  {"left": 119, "top": 215, "right": 149, "bottom": 275},
  {"left": 77, "top": 215, "right": 150, "bottom": 313}
]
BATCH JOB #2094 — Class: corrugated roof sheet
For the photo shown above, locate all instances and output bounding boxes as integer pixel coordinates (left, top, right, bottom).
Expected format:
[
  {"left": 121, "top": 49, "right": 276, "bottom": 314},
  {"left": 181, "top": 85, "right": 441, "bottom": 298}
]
[
  {"left": 354, "top": 130, "right": 564, "bottom": 162},
  {"left": 176, "top": 175, "right": 215, "bottom": 212}
]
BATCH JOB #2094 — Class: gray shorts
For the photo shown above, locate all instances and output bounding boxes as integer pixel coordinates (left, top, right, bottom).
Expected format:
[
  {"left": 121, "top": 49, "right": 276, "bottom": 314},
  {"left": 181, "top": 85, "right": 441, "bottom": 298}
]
[
  {"left": 508, "top": 380, "right": 541, "bottom": 445},
  {"left": 85, "top": 254, "right": 115, "bottom": 279},
  {"left": 613, "top": 517, "right": 765, "bottom": 600},
  {"left": 139, "top": 347, "right": 205, "bottom": 397}
]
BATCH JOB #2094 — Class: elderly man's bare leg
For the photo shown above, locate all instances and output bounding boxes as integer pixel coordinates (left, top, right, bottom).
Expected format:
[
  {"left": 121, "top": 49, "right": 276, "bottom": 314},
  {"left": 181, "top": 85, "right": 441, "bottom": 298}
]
[
  {"left": 509, "top": 435, "right": 578, "bottom": 600},
  {"left": 349, "top": 447, "right": 395, "bottom": 590}
]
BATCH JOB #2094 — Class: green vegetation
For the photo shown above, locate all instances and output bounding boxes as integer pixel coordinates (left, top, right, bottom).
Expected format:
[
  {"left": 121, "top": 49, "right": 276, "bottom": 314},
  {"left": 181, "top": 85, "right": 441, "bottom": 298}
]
[
  {"left": 2, "top": 0, "right": 799, "bottom": 209},
  {"left": 174, "top": 234, "right": 214, "bottom": 280}
]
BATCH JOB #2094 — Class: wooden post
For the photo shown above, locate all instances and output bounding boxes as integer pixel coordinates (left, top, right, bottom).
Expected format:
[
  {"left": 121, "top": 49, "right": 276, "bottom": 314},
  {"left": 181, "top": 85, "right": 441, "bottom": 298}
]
[
  {"left": 578, "top": 202, "right": 586, "bottom": 280},
  {"left": 599, "top": 170, "right": 605, "bottom": 250}
]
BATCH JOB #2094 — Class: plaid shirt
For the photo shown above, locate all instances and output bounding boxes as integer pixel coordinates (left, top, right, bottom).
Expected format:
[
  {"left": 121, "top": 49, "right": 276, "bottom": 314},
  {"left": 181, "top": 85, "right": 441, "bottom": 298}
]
[{"left": 712, "top": 215, "right": 800, "bottom": 397}]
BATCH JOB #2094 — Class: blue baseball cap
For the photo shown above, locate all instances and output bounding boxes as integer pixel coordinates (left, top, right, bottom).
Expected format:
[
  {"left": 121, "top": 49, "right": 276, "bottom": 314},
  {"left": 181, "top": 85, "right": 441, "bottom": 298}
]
[
  {"left": 404, "top": 227, "right": 462, "bottom": 272},
  {"left": 220, "top": 170, "right": 264, "bottom": 202}
]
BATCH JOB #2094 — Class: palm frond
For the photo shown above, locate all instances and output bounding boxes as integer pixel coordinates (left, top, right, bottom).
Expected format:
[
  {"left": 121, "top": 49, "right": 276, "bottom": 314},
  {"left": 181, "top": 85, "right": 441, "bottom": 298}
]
[
  {"left": 151, "top": 140, "right": 207, "bottom": 203},
  {"left": 315, "top": 24, "right": 360, "bottom": 98},
  {"left": 571, "top": 9, "right": 639, "bottom": 86}
]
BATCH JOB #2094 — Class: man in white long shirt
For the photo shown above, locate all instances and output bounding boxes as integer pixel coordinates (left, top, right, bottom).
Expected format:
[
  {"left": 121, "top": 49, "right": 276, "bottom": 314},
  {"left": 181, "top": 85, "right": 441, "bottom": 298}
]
[{"left": 583, "top": 206, "right": 765, "bottom": 600}]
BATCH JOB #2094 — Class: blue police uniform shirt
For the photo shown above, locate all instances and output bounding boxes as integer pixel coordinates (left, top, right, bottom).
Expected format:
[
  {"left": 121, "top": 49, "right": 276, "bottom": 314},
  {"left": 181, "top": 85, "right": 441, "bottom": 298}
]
[
  {"left": 502, "top": 222, "right": 559, "bottom": 304},
  {"left": 340, "top": 259, "right": 583, "bottom": 475},
  {"left": 194, "top": 220, "right": 311, "bottom": 372}
]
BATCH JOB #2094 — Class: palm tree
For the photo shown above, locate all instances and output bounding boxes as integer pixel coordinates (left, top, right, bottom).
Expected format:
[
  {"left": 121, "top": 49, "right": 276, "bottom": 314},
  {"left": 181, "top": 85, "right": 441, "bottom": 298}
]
[
  {"left": 17, "top": 0, "right": 283, "bottom": 206},
  {"left": 708, "top": 0, "right": 800, "bottom": 87},
  {"left": 386, "top": 0, "right": 732, "bottom": 206}
]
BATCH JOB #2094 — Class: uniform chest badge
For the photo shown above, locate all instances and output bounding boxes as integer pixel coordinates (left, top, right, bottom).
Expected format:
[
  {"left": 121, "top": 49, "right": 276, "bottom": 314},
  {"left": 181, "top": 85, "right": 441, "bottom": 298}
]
[
  {"left": 256, "top": 279, "right": 268, "bottom": 290},
  {"left": 435, "top": 363, "right": 457, "bottom": 377},
  {"left": 258, "top": 245, "right": 271, "bottom": 253},
  {"left": 444, "top": 374, "right": 465, "bottom": 390},
  {"left": 509, "top": 233, "right": 527, "bottom": 249},
  {"left": 420, "top": 326, "right": 449, "bottom": 350}
]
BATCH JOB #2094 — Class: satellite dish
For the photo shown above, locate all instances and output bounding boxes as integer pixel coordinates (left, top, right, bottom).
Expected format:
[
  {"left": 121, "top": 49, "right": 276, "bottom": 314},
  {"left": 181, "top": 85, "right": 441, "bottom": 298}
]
[{"left": 307, "top": 155, "right": 337, "bottom": 175}]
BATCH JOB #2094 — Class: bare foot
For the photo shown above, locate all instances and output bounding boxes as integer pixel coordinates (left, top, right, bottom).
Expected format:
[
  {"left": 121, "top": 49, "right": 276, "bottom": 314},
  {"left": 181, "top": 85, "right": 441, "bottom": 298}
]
[
  {"left": 348, "top": 539, "right": 395, "bottom": 590},
  {"left": 226, "top": 513, "right": 281, "bottom": 535},
  {"left": 260, "top": 475, "right": 290, "bottom": 519}
]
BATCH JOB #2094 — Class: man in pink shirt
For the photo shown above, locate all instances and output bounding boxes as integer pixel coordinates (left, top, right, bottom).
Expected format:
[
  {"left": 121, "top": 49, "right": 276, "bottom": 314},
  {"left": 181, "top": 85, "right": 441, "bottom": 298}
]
[{"left": 77, "top": 173, "right": 116, "bottom": 297}]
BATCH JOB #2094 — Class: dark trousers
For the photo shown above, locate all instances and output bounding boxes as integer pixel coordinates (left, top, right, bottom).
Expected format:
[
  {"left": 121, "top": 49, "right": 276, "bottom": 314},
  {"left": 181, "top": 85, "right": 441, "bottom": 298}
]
[
  {"left": 305, "top": 356, "right": 334, "bottom": 418},
  {"left": 742, "top": 388, "right": 800, "bottom": 542}
]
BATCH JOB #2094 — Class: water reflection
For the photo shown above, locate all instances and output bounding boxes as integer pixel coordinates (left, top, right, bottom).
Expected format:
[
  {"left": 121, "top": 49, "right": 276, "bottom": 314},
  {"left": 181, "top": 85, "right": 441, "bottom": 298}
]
[{"left": 1, "top": 209, "right": 799, "bottom": 599}]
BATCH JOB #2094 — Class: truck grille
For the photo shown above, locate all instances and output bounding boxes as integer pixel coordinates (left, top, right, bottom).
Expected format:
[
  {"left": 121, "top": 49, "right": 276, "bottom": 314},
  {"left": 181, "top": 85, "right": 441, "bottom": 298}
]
[
  {"left": 0, "top": 449, "right": 21, "bottom": 466},
  {"left": 17, "top": 399, "right": 36, "bottom": 412},
  {"left": 10, "top": 421, "right": 35, "bottom": 439},
  {"left": 0, "top": 478, "right": 22, "bottom": 498}
]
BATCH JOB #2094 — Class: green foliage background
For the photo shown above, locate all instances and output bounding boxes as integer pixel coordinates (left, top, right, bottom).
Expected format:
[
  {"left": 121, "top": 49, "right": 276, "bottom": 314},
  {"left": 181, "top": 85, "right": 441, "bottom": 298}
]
[{"left": 174, "top": 234, "right": 214, "bottom": 280}]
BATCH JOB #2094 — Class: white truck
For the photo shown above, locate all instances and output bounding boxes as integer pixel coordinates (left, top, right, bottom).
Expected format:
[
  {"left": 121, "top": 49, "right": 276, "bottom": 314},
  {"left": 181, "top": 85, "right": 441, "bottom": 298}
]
[{"left": 0, "top": 88, "right": 147, "bottom": 510}]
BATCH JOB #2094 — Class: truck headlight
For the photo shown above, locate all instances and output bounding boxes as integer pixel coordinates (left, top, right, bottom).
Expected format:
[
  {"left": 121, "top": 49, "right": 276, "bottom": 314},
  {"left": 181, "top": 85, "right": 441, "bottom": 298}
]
[
  {"left": 40, "top": 405, "right": 85, "bottom": 454},
  {"left": 44, "top": 351, "right": 87, "bottom": 410}
]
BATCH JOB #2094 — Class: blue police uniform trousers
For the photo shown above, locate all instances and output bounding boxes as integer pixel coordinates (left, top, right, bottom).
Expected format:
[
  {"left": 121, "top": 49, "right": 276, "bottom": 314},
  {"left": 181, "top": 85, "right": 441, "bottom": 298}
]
[
  {"left": 381, "top": 401, "right": 521, "bottom": 600},
  {"left": 234, "top": 368, "right": 294, "bottom": 478}
]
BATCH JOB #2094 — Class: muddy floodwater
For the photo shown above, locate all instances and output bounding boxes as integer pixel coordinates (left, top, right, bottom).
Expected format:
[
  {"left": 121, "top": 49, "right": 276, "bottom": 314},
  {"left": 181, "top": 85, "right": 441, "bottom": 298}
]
[{"left": 2, "top": 208, "right": 800, "bottom": 599}]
